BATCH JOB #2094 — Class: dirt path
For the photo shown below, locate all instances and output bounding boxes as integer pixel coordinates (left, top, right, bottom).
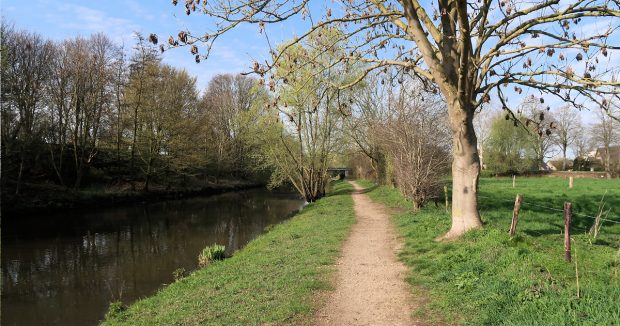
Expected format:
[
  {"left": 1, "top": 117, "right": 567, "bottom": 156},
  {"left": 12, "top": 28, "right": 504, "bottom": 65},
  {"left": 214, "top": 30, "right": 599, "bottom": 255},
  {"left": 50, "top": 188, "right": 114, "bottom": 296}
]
[{"left": 315, "top": 181, "right": 421, "bottom": 326}]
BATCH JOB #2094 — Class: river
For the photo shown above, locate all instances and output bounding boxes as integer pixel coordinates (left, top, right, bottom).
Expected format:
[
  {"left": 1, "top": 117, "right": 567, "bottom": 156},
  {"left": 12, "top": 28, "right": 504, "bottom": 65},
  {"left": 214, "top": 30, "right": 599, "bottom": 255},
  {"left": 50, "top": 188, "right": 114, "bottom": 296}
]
[{"left": 1, "top": 188, "right": 304, "bottom": 325}]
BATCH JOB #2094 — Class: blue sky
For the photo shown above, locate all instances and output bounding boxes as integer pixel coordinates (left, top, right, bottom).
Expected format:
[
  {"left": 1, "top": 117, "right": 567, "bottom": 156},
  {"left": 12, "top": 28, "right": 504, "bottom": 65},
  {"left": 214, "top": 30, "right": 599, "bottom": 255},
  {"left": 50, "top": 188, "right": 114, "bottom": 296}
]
[{"left": 1, "top": 0, "right": 280, "bottom": 92}]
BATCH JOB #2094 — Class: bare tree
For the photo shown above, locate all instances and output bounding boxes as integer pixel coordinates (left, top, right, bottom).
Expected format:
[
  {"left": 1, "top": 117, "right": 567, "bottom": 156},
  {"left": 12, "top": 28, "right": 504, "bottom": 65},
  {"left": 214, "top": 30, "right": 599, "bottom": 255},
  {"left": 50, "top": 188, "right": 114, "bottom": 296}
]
[
  {"left": 201, "top": 74, "right": 257, "bottom": 182},
  {"left": 473, "top": 106, "right": 495, "bottom": 170},
  {"left": 552, "top": 105, "right": 582, "bottom": 170},
  {"left": 520, "top": 97, "right": 558, "bottom": 170},
  {"left": 591, "top": 109, "right": 619, "bottom": 172},
  {"left": 63, "top": 34, "right": 117, "bottom": 189},
  {"left": 345, "top": 74, "right": 390, "bottom": 184},
  {"left": 378, "top": 81, "right": 450, "bottom": 209},
  {"left": 161, "top": 0, "right": 620, "bottom": 239},
  {"left": 1, "top": 25, "right": 54, "bottom": 194},
  {"left": 126, "top": 34, "right": 160, "bottom": 171},
  {"left": 45, "top": 41, "right": 70, "bottom": 186},
  {"left": 112, "top": 46, "right": 128, "bottom": 163},
  {"left": 572, "top": 129, "right": 592, "bottom": 160}
]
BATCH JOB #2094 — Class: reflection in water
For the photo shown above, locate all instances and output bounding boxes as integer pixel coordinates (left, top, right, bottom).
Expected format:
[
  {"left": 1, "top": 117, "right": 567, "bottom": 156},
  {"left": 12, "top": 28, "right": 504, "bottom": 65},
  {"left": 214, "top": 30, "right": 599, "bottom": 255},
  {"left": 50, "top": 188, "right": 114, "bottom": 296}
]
[{"left": 1, "top": 189, "right": 304, "bottom": 326}]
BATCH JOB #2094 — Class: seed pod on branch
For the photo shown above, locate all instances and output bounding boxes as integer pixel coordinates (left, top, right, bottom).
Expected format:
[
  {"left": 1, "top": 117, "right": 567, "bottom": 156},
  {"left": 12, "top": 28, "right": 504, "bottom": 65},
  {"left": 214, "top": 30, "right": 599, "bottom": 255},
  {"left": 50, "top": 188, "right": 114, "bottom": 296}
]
[
  {"left": 178, "top": 31, "right": 188, "bottom": 43},
  {"left": 149, "top": 34, "right": 158, "bottom": 45}
]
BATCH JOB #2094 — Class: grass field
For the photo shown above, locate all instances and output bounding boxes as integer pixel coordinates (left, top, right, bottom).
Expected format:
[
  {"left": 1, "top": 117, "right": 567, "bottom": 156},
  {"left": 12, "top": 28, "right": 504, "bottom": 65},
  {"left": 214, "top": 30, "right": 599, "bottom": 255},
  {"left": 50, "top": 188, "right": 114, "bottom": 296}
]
[
  {"left": 357, "top": 177, "right": 620, "bottom": 325},
  {"left": 103, "top": 180, "right": 355, "bottom": 325}
]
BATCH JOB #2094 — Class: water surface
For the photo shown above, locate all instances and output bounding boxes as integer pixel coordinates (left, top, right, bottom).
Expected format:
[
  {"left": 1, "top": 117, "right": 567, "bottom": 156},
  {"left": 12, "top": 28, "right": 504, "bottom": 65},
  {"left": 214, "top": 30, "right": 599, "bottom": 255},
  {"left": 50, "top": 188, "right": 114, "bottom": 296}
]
[{"left": 2, "top": 188, "right": 304, "bottom": 325}]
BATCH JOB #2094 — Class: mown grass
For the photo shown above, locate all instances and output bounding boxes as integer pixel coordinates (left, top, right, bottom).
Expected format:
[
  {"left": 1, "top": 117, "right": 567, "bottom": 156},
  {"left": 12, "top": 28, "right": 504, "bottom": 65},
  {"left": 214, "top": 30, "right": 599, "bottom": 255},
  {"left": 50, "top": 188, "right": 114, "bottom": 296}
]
[
  {"left": 359, "top": 177, "right": 620, "bottom": 325},
  {"left": 102, "top": 180, "right": 355, "bottom": 325}
]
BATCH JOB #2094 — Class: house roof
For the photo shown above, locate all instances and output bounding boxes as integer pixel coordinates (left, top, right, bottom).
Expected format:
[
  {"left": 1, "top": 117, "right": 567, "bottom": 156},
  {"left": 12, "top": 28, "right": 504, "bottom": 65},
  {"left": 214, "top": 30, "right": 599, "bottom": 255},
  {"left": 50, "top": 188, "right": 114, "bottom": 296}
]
[{"left": 595, "top": 145, "right": 620, "bottom": 161}]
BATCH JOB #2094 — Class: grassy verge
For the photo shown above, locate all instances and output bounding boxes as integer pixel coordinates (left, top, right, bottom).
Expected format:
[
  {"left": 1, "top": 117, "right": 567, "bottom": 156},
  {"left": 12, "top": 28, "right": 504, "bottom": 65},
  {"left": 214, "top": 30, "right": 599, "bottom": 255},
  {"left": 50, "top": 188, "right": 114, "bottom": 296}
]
[
  {"left": 358, "top": 177, "right": 620, "bottom": 325},
  {"left": 103, "top": 180, "right": 355, "bottom": 325}
]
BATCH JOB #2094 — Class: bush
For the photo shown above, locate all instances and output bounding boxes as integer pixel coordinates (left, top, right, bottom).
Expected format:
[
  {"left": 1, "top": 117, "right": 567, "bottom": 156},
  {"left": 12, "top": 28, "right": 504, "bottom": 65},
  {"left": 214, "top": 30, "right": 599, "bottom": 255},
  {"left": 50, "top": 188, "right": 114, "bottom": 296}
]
[
  {"left": 105, "top": 301, "right": 126, "bottom": 320},
  {"left": 198, "top": 244, "right": 226, "bottom": 267}
]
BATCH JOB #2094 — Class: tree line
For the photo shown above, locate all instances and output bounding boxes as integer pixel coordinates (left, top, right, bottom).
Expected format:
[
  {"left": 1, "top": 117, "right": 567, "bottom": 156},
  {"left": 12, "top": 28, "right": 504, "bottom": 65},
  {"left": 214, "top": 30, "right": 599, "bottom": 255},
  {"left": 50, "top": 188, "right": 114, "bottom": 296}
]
[
  {"left": 0, "top": 22, "right": 452, "bottom": 207},
  {"left": 476, "top": 99, "right": 620, "bottom": 175},
  {"left": 1, "top": 24, "right": 264, "bottom": 198}
]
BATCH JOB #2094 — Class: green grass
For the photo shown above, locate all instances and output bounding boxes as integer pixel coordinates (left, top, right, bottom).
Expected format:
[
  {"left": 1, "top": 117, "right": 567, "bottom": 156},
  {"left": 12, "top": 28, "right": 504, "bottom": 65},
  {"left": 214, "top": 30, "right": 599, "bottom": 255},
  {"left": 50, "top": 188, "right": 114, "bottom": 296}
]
[
  {"left": 359, "top": 177, "right": 620, "bottom": 325},
  {"left": 102, "top": 180, "right": 355, "bottom": 325}
]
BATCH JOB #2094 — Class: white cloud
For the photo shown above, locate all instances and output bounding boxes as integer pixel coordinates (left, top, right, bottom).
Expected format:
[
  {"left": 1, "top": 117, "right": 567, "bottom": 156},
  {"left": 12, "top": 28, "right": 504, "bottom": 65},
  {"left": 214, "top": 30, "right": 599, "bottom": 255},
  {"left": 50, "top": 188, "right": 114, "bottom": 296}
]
[{"left": 46, "top": 3, "right": 140, "bottom": 43}]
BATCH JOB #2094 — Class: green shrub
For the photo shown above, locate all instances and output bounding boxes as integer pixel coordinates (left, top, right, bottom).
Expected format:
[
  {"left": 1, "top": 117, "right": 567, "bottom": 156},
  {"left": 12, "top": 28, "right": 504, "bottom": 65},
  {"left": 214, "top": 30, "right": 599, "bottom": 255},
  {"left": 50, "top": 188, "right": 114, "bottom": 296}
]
[
  {"left": 172, "top": 267, "right": 186, "bottom": 281},
  {"left": 198, "top": 244, "right": 226, "bottom": 267},
  {"left": 105, "top": 301, "right": 126, "bottom": 320}
]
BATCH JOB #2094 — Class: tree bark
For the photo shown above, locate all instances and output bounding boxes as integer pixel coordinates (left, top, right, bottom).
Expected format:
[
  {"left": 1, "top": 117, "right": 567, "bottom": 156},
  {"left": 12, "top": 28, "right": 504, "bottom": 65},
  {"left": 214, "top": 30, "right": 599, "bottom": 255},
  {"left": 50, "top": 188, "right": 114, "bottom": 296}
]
[
  {"left": 439, "top": 104, "right": 483, "bottom": 240},
  {"left": 562, "top": 147, "right": 567, "bottom": 171}
]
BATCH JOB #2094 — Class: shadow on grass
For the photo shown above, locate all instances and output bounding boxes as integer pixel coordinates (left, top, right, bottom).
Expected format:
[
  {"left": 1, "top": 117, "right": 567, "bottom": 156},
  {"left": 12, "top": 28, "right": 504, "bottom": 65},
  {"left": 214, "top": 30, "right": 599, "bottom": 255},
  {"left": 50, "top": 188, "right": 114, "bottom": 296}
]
[
  {"left": 479, "top": 191, "right": 620, "bottom": 241},
  {"left": 328, "top": 188, "right": 354, "bottom": 197},
  {"left": 354, "top": 184, "right": 379, "bottom": 194},
  {"left": 523, "top": 229, "right": 561, "bottom": 237}
]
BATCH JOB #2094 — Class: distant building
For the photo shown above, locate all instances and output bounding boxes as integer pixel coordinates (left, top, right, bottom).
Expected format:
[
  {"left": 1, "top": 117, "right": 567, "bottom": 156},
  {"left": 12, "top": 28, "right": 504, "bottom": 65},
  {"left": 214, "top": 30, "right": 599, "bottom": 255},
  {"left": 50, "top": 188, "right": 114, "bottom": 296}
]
[
  {"left": 547, "top": 159, "right": 573, "bottom": 171},
  {"left": 594, "top": 145, "right": 620, "bottom": 171}
]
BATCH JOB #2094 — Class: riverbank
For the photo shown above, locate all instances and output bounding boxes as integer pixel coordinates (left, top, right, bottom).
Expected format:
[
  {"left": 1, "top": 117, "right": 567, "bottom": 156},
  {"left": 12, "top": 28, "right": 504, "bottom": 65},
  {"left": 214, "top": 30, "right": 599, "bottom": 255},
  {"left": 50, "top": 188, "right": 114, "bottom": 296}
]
[
  {"left": 102, "top": 180, "right": 355, "bottom": 325},
  {"left": 2, "top": 179, "right": 263, "bottom": 217},
  {"left": 356, "top": 178, "right": 620, "bottom": 325}
]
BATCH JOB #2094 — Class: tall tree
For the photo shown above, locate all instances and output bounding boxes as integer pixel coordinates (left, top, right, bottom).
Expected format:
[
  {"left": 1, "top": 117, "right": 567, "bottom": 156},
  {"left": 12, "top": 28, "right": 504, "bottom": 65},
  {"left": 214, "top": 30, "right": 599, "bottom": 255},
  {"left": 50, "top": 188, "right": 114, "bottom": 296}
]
[
  {"left": 201, "top": 74, "right": 257, "bottom": 181},
  {"left": 1, "top": 25, "right": 54, "bottom": 193},
  {"left": 65, "top": 34, "right": 117, "bottom": 189},
  {"left": 45, "top": 39, "right": 73, "bottom": 186},
  {"left": 345, "top": 74, "right": 390, "bottom": 184},
  {"left": 473, "top": 106, "right": 494, "bottom": 170},
  {"left": 484, "top": 112, "right": 531, "bottom": 174},
  {"left": 162, "top": 0, "right": 620, "bottom": 239},
  {"left": 126, "top": 34, "right": 160, "bottom": 171},
  {"left": 552, "top": 105, "right": 581, "bottom": 170},
  {"left": 520, "top": 97, "right": 557, "bottom": 170}
]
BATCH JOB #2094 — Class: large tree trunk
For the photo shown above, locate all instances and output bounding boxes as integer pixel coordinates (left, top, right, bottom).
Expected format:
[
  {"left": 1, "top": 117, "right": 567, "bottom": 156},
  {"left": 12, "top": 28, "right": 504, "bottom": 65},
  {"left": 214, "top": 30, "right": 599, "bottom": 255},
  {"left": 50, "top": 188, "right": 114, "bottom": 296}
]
[{"left": 439, "top": 104, "right": 483, "bottom": 240}]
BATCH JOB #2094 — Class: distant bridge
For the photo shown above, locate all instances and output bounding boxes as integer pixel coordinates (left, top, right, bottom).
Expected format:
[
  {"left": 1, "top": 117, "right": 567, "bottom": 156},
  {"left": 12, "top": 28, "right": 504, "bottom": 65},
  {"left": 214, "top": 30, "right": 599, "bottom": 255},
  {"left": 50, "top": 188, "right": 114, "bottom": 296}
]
[{"left": 327, "top": 167, "right": 352, "bottom": 178}]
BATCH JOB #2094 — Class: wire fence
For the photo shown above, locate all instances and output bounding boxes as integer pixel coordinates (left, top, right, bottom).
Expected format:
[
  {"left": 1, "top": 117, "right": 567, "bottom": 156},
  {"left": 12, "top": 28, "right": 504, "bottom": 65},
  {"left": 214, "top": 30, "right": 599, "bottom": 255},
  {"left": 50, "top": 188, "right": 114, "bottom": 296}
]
[{"left": 477, "top": 194, "right": 620, "bottom": 226}]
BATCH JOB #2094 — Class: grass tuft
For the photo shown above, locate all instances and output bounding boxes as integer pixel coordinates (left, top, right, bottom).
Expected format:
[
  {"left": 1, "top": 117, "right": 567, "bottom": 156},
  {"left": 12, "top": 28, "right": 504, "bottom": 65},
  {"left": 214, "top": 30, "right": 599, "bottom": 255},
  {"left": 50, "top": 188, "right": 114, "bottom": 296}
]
[{"left": 198, "top": 244, "right": 226, "bottom": 267}]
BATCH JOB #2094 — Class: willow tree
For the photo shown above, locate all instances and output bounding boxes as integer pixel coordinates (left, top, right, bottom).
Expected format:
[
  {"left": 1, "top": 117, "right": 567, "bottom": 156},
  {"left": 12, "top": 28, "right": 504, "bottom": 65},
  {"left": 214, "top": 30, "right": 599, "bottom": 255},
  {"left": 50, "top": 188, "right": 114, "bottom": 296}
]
[
  {"left": 249, "top": 28, "right": 357, "bottom": 202},
  {"left": 160, "top": 0, "right": 620, "bottom": 239}
]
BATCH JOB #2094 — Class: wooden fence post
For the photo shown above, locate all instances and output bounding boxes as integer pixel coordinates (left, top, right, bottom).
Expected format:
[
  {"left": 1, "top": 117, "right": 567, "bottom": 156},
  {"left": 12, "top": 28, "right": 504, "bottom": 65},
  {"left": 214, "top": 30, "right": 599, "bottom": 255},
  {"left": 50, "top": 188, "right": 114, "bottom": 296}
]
[
  {"left": 569, "top": 176, "right": 574, "bottom": 189},
  {"left": 564, "top": 202, "right": 572, "bottom": 262},
  {"left": 444, "top": 185, "right": 449, "bottom": 212},
  {"left": 509, "top": 194, "right": 523, "bottom": 236},
  {"left": 512, "top": 175, "right": 516, "bottom": 188}
]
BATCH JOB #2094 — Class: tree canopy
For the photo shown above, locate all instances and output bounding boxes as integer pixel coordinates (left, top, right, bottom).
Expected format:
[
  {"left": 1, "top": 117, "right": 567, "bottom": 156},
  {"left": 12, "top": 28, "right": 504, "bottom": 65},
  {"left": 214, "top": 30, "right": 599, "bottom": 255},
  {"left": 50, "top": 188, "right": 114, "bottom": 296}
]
[{"left": 158, "top": 0, "right": 620, "bottom": 238}]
